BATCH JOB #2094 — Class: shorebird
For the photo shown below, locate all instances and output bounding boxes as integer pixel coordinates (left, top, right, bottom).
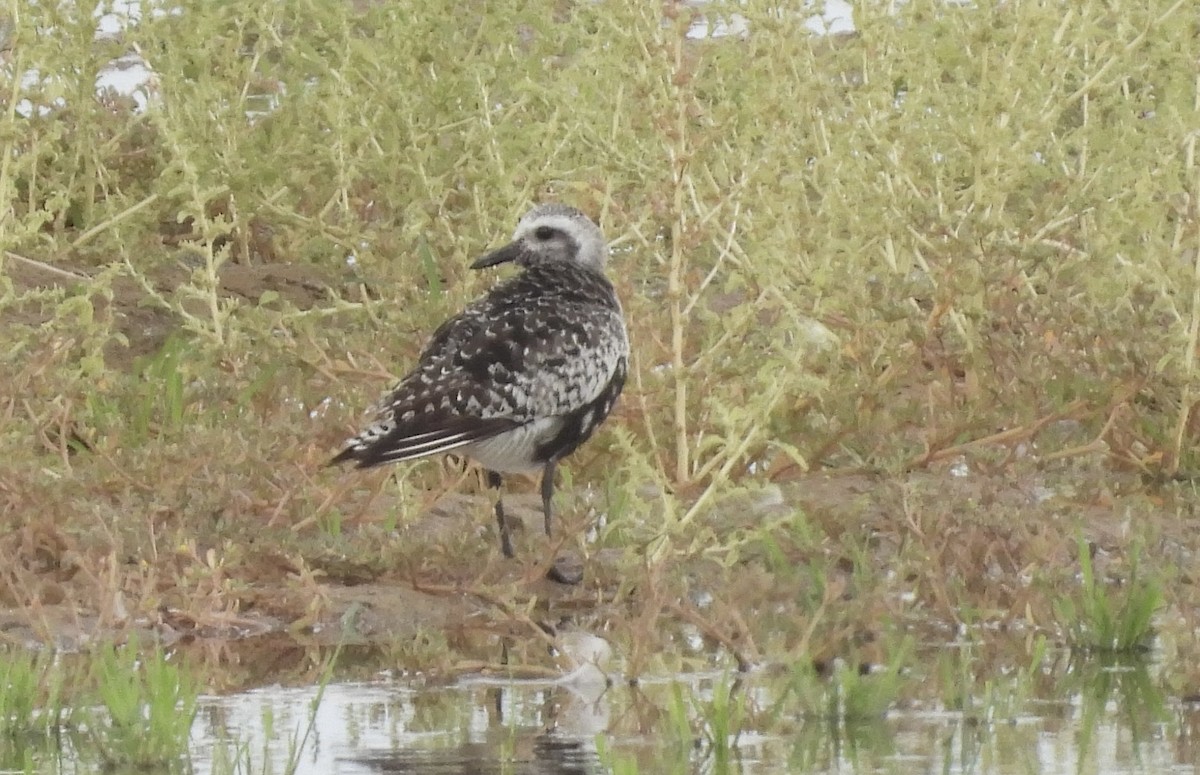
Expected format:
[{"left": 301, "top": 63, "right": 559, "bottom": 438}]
[{"left": 330, "top": 204, "right": 629, "bottom": 582}]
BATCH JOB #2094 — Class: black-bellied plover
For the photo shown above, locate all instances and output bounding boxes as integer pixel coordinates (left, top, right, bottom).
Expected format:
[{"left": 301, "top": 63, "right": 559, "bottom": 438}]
[{"left": 330, "top": 204, "right": 629, "bottom": 583}]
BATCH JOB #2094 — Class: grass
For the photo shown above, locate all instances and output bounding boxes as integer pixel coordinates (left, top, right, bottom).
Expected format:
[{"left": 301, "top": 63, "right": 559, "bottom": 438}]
[
  {"left": 1055, "top": 535, "right": 1163, "bottom": 654},
  {"left": 0, "top": 648, "right": 68, "bottom": 741},
  {"left": 0, "top": 639, "right": 363, "bottom": 773},
  {"left": 1, "top": 0, "right": 1200, "bottom": 733},
  {"left": 91, "top": 639, "right": 198, "bottom": 771},
  {"left": 0, "top": 641, "right": 207, "bottom": 772},
  {"left": 937, "top": 634, "right": 1051, "bottom": 723},
  {"left": 779, "top": 644, "right": 910, "bottom": 728}
]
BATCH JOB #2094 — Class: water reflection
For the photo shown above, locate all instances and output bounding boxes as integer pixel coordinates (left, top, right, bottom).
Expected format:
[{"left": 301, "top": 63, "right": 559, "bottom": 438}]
[
  {"left": 180, "top": 659, "right": 1198, "bottom": 775},
  {"left": 193, "top": 679, "right": 612, "bottom": 775},
  {"left": 0, "top": 650, "right": 1193, "bottom": 774},
  {"left": 352, "top": 735, "right": 600, "bottom": 774}
]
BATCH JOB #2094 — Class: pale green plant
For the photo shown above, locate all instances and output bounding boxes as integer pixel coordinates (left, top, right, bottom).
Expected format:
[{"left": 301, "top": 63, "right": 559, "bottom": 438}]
[
  {"left": 780, "top": 640, "right": 910, "bottom": 725},
  {"left": 91, "top": 641, "right": 198, "bottom": 771},
  {"left": 936, "top": 635, "right": 1050, "bottom": 725},
  {"left": 2, "top": 0, "right": 1200, "bottom": 692},
  {"left": 1056, "top": 536, "right": 1162, "bottom": 654},
  {"left": 0, "top": 648, "right": 69, "bottom": 741}
]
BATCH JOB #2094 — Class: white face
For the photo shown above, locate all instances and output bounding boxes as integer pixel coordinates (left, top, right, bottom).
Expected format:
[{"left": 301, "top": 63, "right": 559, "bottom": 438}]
[
  {"left": 514, "top": 212, "right": 584, "bottom": 241},
  {"left": 513, "top": 210, "right": 608, "bottom": 271}
]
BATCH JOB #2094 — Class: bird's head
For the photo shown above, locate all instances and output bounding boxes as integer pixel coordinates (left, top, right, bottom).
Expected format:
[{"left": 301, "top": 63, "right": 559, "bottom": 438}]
[{"left": 471, "top": 204, "right": 608, "bottom": 273}]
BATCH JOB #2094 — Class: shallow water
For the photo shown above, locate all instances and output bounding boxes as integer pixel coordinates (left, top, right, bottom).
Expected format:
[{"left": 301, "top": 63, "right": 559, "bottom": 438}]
[
  {"left": 178, "top": 662, "right": 1196, "bottom": 775},
  {"left": 5, "top": 634, "right": 1196, "bottom": 773}
]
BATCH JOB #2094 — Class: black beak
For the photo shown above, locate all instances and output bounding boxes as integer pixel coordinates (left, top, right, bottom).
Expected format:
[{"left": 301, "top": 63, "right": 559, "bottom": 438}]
[{"left": 470, "top": 241, "right": 522, "bottom": 270}]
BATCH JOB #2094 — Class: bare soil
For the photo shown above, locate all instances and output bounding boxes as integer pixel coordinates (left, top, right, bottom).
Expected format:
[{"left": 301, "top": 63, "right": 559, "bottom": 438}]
[{"left": 4, "top": 259, "right": 1199, "bottom": 698}]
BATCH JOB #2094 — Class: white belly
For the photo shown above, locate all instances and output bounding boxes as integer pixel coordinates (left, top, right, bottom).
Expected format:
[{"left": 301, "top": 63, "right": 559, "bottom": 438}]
[{"left": 463, "top": 417, "right": 562, "bottom": 473}]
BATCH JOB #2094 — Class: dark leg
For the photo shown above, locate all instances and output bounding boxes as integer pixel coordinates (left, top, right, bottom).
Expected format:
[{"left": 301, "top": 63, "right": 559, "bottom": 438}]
[
  {"left": 540, "top": 460, "right": 557, "bottom": 538},
  {"left": 541, "top": 460, "right": 581, "bottom": 585},
  {"left": 486, "top": 470, "right": 514, "bottom": 559}
]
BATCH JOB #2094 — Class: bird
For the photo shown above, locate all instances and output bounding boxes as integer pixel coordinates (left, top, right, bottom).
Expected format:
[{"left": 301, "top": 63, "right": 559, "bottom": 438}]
[{"left": 330, "top": 203, "right": 629, "bottom": 583}]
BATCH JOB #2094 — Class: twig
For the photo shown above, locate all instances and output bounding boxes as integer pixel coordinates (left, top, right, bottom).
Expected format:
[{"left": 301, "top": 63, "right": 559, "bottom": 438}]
[
  {"left": 69, "top": 192, "right": 160, "bottom": 250},
  {"left": 1041, "top": 394, "right": 1131, "bottom": 463},
  {"left": 667, "top": 600, "right": 755, "bottom": 672},
  {"left": 630, "top": 348, "right": 668, "bottom": 483},
  {"left": 907, "top": 400, "right": 1089, "bottom": 468},
  {"left": 413, "top": 578, "right": 567, "bottom": 666},
  {"left": 94, "top": 445, "right": 156, "bottom": 494},
  {"left": 3, "top": 251, "right": 91, "bottom": 282}
]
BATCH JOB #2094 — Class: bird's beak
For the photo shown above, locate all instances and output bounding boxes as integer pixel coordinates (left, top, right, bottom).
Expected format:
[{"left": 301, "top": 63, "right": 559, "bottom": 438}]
[{"left": 470, "top": 241, "right": 522, "bottom": 270}]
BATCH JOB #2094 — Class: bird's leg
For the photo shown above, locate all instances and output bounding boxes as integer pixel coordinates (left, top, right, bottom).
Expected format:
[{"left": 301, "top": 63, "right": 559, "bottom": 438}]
[
  {"left": 540, "top": 460, "right": 581, "bottom": 585},
  {"left": 486, "top": 470, "right": 515, "bottom": 559},
  {"left": 540, "top": 460, "right": 557, "bottom": 538}
]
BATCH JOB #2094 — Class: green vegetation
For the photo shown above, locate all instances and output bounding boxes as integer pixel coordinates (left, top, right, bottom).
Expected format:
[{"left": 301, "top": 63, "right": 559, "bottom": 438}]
[
  {"left": 3, "top": 0, "right": 1200, "bottom": 758},
  {"left": 91, "top": 640, "right": 198, "bottom": 770},
  {"left": 1056, "top": 536, "right": 1163, "bottom": 654},
  {"left": 0, "top": 643, "right": 201, "bottom": 772},
  {"left": 780, "top": 646, "right": 909, "bottom": 726},
  {"left": 0, "top": 649, "right": 68, "bottom": 743}
]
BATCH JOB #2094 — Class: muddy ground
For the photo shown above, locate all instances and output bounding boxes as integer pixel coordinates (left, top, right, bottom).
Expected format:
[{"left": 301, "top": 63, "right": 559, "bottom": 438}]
[{"left": 4, "top": 254, "right": 1199, "bottom": 698}]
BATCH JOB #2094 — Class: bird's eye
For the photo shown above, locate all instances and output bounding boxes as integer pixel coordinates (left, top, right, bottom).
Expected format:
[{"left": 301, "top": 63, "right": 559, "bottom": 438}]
[{"left": 534, "top": 226, "right": 555, "bottom": 241}]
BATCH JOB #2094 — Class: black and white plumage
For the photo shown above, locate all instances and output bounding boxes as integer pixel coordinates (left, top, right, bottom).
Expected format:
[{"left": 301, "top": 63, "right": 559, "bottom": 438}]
[{"left": 330, "top": 204, "right": 629, "bottom": 576}]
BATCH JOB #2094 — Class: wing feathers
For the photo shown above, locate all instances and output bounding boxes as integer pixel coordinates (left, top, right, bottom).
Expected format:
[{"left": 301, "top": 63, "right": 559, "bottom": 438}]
[{"left": 331, "top": 414, "right": 518, "bottom": 470}]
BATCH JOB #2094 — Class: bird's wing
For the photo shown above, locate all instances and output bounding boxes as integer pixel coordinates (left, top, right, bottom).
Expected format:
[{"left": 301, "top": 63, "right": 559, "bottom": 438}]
[
  {"left": 332, "top": 278, "right": 626, "bottom": 469},
  {"left": 329, "top": 409, "right": 519, "bottom": 469},
  {"left": 437, "top": 294, "right": 628, "bottom": 417}
]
